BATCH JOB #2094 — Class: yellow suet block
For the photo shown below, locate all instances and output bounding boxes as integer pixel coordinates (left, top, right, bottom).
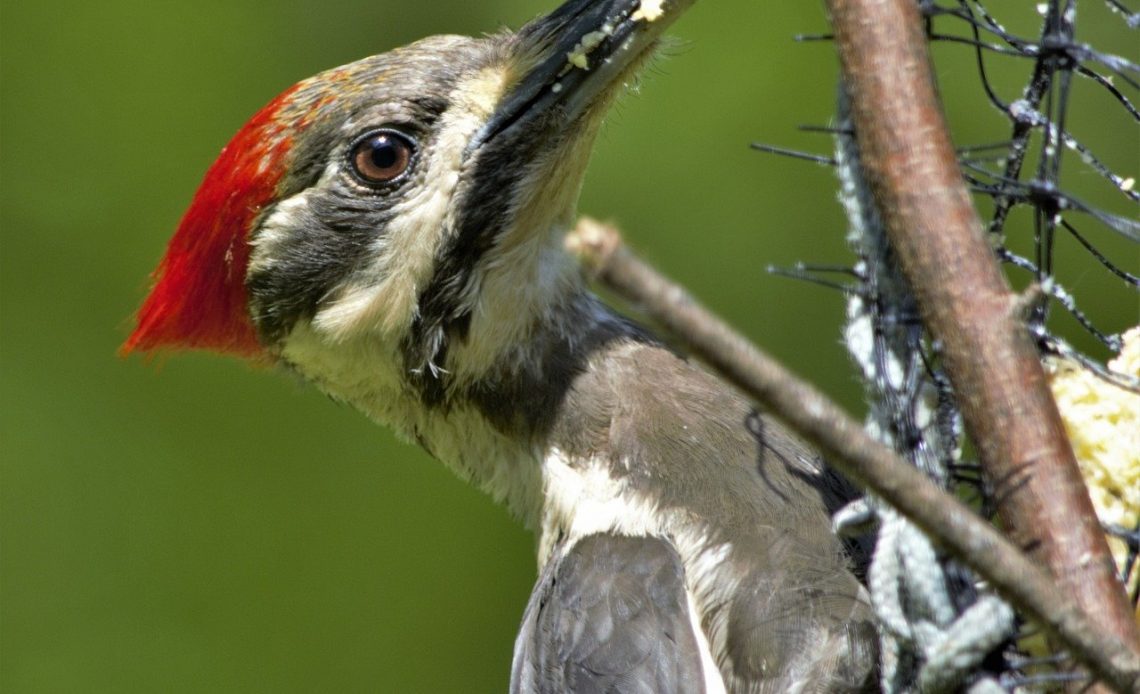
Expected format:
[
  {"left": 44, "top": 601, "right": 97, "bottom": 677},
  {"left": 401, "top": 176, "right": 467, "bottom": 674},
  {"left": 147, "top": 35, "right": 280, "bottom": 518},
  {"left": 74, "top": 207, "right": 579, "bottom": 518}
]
[{"left": 1046, "top": 326, "right": 1140, "bottom": 608}]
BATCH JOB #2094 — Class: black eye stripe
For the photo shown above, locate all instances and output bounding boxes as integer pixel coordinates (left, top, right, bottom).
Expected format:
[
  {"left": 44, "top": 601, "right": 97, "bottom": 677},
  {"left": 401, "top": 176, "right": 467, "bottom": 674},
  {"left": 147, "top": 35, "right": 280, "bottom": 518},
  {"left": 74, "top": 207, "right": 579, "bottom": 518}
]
[{"left": 347, "top": 129, "right": 417, "bottom": 187}]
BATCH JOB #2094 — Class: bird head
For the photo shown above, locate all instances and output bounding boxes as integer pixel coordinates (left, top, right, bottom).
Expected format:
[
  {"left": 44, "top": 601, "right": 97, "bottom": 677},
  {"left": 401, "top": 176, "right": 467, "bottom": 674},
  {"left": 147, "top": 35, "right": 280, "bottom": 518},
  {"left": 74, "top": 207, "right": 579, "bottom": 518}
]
[{"left": 124, "top": 0, "right": 686, "bottom": 404}]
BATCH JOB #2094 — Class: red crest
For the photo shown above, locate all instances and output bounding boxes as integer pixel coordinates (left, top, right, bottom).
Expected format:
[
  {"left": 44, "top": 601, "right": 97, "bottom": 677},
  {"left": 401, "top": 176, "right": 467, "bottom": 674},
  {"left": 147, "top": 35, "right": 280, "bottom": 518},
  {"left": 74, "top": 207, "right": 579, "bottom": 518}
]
[{"left": 122, "top": 84, "right": 304, "bottom": 358}]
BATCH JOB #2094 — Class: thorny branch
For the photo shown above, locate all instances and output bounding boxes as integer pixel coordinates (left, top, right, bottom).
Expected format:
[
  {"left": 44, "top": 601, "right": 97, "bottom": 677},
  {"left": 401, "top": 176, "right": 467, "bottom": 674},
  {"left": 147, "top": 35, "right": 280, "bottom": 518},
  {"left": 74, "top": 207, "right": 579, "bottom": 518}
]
[
  {"left": 823, "top": 0, "right": 1140, "bottom": 688},
  {"left": 566, "top": 217, "right": 1140, "bottom": 692}
]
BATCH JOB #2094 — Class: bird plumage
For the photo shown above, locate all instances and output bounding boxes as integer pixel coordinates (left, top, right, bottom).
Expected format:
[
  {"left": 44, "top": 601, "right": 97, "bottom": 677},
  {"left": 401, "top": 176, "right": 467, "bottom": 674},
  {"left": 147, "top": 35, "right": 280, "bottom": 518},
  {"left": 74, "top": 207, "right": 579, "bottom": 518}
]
[
  {"left": 517, "top": 310, "right": 877, "bottom": 692},
  {"left": 125, "top": 1, "right": 878, "bottom": 690}
]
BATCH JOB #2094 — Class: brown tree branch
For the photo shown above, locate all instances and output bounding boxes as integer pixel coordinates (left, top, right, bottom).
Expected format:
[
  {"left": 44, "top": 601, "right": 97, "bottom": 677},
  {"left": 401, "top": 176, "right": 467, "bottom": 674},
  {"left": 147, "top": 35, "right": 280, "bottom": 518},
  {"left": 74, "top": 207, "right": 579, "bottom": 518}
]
[
  {"left": 566, "top": 217, "right": 1140, "bottom": 693},
  {"left": 824, "top": 0, "right": 1140, "bottom": 678}
]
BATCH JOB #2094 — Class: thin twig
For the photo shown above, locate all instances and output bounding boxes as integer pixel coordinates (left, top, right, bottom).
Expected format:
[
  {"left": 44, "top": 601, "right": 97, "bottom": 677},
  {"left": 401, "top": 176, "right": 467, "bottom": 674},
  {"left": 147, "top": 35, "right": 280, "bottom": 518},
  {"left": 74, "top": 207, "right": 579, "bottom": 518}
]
[
  {"left": 823, "top": 0, "right": 1140, "bottom": 688},
  {"left": 566, "top": 217, "right": 1140, "bottom": 694}
]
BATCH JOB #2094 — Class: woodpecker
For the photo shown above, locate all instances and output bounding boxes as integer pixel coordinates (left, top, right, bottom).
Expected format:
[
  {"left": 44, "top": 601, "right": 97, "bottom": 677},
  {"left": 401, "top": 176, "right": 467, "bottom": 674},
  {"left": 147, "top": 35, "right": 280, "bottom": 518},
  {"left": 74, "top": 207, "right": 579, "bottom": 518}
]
[{"left": 125, "top": 0, "right": 877, "bottom": 691}]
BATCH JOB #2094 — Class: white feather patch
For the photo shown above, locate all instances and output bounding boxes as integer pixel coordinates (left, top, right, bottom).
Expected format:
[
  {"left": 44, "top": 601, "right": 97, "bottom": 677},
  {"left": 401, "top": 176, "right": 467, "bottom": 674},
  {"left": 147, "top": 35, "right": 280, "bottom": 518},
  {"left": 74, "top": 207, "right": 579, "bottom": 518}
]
[{"left": 248, "top": 193, "right": 312, "bottom": 276}]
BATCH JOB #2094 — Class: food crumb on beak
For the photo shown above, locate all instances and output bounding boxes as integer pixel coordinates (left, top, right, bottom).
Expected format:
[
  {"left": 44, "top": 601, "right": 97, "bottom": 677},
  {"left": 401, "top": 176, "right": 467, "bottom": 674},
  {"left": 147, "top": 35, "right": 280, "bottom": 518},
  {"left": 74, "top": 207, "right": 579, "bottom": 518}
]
[
  {"left": 631, "top": 0, "right": 666, "bottom": 22},
  {"left": 567, "top": 30, "right": 609, "bottom": 70}
]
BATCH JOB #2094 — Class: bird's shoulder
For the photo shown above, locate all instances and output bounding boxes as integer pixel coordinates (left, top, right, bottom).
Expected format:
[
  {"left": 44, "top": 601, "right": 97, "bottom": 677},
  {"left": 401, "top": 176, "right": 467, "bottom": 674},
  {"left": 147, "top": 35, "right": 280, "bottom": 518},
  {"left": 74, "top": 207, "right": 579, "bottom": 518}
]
[{"left": 552, "top": 339, "right": 834, "bottom": 509}]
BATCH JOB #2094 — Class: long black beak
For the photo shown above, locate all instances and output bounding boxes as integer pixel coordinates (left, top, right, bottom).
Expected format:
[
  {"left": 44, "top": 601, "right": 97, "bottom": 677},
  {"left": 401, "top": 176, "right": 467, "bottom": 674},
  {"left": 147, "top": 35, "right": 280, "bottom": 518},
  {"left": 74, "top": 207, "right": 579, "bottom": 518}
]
[{"left": 470, "top": 0, "right": 694, "bottom": 151}]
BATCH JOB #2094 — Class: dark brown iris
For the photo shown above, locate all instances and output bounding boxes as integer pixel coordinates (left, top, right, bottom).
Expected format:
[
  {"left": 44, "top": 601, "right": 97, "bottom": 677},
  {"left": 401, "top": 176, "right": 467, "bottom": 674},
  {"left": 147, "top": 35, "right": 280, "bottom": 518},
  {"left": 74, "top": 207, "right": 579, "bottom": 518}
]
[{"left": 350, "top": 130, "right": 414, "bottom": 185}]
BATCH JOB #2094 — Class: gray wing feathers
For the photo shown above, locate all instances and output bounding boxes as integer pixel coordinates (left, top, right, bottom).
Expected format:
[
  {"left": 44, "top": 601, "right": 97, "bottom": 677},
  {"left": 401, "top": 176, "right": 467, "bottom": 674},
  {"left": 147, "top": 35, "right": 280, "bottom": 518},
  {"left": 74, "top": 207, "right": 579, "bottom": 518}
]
[
  {"left": 725, "top": 560, "right": 879, "bottom": 693},
  {"left": 511, "top": 533, "right": 708, "bottom": 694}
]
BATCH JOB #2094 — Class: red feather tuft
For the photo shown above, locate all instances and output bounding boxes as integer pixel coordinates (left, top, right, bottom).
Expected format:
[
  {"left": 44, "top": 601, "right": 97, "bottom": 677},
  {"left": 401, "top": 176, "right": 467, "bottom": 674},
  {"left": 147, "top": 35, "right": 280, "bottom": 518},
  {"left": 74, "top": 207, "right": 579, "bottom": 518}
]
[{"left": 122, "top": 84, "right": 304, "bottom": 358}]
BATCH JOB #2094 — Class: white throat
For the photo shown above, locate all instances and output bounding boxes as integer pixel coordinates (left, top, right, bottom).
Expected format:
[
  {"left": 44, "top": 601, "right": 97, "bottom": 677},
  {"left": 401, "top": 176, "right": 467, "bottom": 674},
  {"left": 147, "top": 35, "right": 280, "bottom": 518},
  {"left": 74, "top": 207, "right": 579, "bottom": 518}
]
[{"left": 275, "top": 244, "right": 600, "bottom": 530}]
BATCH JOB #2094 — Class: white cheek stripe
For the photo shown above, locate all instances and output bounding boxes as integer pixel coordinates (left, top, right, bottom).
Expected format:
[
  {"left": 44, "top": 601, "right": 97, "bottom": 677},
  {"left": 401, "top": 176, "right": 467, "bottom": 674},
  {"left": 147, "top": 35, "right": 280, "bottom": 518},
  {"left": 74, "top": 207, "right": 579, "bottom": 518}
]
[
  {"left": 311, "top": 134, "right": 466, "bottom": 341},
  {"left": 310, "top": 67, "right": 512, "bottom": 342}
]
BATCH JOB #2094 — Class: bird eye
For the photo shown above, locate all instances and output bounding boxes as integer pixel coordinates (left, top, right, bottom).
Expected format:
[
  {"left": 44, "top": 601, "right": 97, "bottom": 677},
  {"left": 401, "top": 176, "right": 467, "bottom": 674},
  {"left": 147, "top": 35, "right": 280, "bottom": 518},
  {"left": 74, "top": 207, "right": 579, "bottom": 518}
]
[{"left": 349, "top": 130, "right": 415, "bottom": 186}]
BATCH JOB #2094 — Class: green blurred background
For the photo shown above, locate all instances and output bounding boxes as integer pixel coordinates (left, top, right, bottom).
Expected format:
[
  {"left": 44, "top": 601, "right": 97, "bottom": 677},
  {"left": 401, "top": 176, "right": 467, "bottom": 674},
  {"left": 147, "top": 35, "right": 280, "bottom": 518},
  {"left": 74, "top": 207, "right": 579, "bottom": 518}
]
[{"left": 2, "top": 1, "right": 1135, "bottom": 692}]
